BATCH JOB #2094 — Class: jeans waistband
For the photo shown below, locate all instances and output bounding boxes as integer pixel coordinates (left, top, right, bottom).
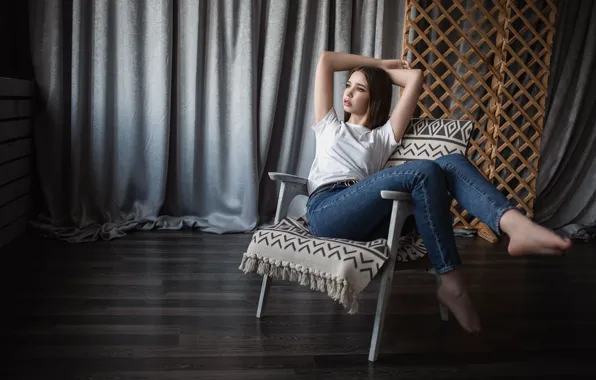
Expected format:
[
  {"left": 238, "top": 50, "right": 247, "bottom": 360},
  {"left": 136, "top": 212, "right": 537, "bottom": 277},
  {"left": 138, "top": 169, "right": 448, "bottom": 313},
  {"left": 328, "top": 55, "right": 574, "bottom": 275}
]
[
  {"left": 309, "top": 183, "right": 336, "bottom": 198},
  {"left": 309, "top": 179, "right": 358, "bottom": 198}
]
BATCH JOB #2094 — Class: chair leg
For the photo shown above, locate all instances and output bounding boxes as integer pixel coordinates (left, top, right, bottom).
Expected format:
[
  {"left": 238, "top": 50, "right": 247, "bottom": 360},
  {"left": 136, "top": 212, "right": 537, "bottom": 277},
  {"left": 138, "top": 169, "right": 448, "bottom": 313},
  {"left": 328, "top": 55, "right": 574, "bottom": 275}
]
[
  {"left": 435, "top": 274, "right": 449, "bottom": 321},
  {"left": 256, "top": 275, "right": 272, "bottom": 318},
  {"left": 368, "top": 261, "right": 397, "bottom": 362},
  {"left": 369, "top": 199, "right": 410, "bottom": 362},
  {"left": 439, "top": 303, "right": 449, "bottom": 322}
]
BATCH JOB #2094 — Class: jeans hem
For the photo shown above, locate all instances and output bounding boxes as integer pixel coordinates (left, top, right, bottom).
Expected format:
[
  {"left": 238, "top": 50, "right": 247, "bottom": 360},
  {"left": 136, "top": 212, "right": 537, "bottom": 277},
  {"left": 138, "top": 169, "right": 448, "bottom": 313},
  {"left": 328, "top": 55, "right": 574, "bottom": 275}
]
[
  {"left": 435, "top": 263, "right": 461, "bottom": 275},
  {"left": 493, "top": 205, "right": 517, "bottom": 236}
]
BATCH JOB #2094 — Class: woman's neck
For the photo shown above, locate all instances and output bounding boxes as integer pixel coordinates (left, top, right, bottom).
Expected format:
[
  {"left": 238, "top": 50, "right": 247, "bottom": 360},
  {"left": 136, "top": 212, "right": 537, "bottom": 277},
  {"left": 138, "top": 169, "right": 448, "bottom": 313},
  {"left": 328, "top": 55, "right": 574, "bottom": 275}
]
[{"left": 347, "top": 114, "right": 369, "bottom": 128}]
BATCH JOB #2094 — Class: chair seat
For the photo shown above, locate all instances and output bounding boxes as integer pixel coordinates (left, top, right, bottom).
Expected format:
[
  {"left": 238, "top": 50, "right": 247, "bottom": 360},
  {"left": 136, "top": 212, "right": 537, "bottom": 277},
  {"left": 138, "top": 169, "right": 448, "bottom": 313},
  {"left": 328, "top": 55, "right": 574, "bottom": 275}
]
[{"left": 238, "top": 216, "right": 428, "bottom": 314}]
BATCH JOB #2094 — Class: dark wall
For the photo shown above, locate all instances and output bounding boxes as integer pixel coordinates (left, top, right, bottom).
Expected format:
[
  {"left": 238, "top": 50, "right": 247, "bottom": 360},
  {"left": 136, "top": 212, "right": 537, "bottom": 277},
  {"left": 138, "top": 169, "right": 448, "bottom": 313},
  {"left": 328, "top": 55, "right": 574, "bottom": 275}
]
[{"left": 0, "top": 2, "right": 33, "bottom": 80}]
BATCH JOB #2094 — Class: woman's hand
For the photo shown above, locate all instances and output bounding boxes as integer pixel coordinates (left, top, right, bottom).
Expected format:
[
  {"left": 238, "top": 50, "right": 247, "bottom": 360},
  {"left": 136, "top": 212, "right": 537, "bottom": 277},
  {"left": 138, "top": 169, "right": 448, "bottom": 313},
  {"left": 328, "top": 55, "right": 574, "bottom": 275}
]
[{"left": 382, "top": 59, "right": 411, "bottom": 70}]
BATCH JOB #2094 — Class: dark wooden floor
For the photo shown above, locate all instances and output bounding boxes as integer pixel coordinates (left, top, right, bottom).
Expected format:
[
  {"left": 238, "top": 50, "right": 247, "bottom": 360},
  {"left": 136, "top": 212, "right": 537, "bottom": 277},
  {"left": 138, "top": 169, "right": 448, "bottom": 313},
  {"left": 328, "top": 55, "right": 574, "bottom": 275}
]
[{"left": 3, "top": 229, "right": 596, "bottom": 379}]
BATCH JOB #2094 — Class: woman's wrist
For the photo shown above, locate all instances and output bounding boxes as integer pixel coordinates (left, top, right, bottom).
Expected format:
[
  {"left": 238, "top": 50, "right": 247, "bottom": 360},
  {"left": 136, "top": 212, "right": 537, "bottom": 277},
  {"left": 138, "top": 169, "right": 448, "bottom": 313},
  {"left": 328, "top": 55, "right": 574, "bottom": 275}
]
[
  {"left": 321, "top": 51, "right": 384, "bottom": 72},
  {"left": 381, "top": 59, "right": 411, "bottom": 71}
]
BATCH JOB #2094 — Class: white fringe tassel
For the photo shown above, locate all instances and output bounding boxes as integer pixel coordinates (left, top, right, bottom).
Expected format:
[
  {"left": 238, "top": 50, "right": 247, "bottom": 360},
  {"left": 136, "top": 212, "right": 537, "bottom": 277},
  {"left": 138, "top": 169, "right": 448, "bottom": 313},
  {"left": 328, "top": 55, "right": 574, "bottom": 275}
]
[{"left": 239, "top": 252, "right": 359, "bottom": 314}]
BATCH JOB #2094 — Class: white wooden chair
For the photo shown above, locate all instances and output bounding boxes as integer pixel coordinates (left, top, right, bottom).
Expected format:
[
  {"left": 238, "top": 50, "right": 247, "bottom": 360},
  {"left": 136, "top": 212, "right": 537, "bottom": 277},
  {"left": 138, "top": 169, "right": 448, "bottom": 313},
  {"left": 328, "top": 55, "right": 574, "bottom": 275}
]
[{"left": 256, "top": 171, "right": 449, "bottom": 362}]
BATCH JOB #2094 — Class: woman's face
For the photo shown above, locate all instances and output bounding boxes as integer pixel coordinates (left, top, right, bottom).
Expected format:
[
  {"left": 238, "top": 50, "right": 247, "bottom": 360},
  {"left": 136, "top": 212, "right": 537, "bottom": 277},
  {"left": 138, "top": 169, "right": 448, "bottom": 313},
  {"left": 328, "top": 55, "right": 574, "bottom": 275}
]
[{"left": 343, "top": 70, "right": 370, "bottom": 118}]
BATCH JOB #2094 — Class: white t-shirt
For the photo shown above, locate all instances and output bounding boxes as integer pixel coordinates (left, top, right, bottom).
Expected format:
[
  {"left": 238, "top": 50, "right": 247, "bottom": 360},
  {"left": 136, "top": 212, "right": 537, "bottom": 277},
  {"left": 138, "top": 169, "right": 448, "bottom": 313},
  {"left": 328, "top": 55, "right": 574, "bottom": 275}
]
[{"left": 307, "top": 108, "right": 402, "bottom": 194}]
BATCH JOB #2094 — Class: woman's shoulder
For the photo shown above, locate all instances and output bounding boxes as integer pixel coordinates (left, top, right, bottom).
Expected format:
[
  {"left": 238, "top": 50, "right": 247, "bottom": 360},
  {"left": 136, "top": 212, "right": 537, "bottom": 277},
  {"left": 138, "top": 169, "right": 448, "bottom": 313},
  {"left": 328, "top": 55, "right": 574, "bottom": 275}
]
[{"left": 312, "top": 107, "right": 340, "bottom": 132}]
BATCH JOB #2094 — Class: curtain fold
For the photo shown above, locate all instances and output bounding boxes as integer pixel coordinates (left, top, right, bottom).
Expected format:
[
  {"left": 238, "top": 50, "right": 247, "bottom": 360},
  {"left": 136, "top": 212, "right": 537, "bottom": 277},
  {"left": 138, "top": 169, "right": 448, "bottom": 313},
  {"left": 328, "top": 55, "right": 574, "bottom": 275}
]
[
  {"left": 534, "top": 0, "right": 596, "bottom": 241},
  {"left": 28, "top": 0, "right": 406, "bottom": 242}
]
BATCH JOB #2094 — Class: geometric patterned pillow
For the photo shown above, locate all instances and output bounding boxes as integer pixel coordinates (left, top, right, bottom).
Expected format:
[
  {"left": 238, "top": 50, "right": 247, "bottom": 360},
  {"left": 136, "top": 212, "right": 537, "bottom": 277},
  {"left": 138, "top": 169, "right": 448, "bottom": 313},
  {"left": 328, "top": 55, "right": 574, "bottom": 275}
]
[{"left": 384, "top": 118, "right": 474, "bottom": 169}]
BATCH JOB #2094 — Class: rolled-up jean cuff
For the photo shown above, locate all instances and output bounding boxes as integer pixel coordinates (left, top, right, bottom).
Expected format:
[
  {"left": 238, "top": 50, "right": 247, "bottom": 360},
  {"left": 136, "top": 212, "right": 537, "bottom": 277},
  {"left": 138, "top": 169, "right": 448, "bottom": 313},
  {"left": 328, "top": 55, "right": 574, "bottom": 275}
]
[
  {"left": 435, "top": 263, "right": 461, "bottom": 275},
  {"left": 492, "top": 205, "right": 517, "bottom": 236}
]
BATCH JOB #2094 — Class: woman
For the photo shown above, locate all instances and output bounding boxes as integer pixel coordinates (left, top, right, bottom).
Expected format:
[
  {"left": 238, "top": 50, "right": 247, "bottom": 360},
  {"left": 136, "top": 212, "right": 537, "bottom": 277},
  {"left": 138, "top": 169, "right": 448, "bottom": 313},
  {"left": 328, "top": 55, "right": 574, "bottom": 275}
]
[{"left": 305, "top": 51, "right": 572, "bottom": 333}]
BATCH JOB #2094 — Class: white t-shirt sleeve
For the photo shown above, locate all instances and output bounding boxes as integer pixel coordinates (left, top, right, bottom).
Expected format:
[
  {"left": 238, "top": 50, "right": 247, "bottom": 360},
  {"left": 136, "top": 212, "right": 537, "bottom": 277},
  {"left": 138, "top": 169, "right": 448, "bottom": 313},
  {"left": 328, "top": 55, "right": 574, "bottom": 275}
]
[
  {"left": 375, "top": 119, "right": 402, "bottom": 156},
  {"left": 312, "top": 108, "right": 338, "bottom": 136}
]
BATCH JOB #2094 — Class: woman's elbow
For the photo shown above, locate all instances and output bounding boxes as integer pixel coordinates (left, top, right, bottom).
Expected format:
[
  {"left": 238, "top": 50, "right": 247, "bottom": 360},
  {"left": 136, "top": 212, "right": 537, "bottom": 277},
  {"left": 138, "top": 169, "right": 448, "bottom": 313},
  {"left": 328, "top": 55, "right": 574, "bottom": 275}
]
[
  {"left": 317, "top": 51, "right": 332, "bottom": 71},
  {"left": 411, "top": 69, "right": 424, "bottom": 81},
  {"left": 318, "top": 50, "right": 330, "bottom": 65},
  {"left": 409, "top": 69, "right": 424, "bottom": 89}
]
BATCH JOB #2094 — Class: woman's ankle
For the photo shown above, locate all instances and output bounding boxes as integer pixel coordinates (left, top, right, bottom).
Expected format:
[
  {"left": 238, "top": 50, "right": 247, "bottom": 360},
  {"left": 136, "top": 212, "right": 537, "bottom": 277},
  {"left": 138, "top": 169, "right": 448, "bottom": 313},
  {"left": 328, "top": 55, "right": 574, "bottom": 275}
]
[
  {"left": 498, "top": 208, "right": 526, "bottom": 236},
  {"left": 438, "top": 269, "right": 466, "bottom": 291}
]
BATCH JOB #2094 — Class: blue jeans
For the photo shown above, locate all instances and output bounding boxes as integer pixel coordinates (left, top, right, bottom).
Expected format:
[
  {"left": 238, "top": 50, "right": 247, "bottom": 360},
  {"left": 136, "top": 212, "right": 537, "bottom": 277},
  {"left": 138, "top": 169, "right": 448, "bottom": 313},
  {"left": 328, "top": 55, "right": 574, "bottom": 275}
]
[{"left": 305, "top": 153, "right": 515, "bottom": 274}]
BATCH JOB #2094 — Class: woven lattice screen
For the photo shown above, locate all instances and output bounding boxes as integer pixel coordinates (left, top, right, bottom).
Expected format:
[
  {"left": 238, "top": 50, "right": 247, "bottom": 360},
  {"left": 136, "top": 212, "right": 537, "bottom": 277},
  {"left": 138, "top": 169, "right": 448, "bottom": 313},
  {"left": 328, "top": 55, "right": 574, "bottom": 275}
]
[{"left": 402, "top": 0, "right": 557, "bottom": 243}]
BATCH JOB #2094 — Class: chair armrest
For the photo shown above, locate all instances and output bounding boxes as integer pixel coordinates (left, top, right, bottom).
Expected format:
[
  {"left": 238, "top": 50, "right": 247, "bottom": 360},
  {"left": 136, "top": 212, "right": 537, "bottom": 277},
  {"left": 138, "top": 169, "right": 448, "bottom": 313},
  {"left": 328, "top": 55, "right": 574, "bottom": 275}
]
[
  {"left": 380, "top": 190, "right": 412, "bottom": 201},
  {"left": 269, "top": 172, "right": 308, "bottom": 185},
  {"left": 269, "top": 172, "right": 309, "bottom": 223}
]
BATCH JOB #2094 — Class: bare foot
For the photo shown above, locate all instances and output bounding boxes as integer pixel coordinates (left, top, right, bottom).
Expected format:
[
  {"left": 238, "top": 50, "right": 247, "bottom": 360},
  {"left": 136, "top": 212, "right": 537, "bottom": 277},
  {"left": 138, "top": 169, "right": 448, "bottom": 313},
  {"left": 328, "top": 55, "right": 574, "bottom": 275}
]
[
  {"left": 436, "top": 270, "right": 481, "bottom": 334},
  {"left": 500, "top": 210, "right": 572, "bottom": 256}
]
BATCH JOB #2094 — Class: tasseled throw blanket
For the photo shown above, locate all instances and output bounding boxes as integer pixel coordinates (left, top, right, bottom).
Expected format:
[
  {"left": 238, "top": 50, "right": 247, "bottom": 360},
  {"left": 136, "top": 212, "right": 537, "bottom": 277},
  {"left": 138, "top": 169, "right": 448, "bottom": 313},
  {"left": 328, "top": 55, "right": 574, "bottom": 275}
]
[{"left": 239, "top": 216, "right": 427, "bottom": 314}]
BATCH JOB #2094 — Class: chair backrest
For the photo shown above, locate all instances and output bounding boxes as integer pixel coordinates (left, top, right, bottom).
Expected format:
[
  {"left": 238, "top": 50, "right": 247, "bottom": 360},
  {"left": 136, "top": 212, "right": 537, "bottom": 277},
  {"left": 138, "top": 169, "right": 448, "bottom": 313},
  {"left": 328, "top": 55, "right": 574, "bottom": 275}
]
[{"left": 384, "top": 118, "right": 474, "bottom": 169}]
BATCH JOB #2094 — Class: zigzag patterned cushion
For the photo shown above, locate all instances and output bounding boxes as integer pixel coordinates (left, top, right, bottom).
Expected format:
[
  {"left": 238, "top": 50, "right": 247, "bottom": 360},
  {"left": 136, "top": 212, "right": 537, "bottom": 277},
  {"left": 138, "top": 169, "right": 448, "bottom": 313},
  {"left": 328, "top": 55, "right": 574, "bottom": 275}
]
[
  {"left": 239, "top": 217, "right": 388, "bottom": 314},
  {"left": 384, "top": 118, "right": 473, "bottom": 168},
  {"left": 239, "top": 216, "right": 431, "bottom": 314}
]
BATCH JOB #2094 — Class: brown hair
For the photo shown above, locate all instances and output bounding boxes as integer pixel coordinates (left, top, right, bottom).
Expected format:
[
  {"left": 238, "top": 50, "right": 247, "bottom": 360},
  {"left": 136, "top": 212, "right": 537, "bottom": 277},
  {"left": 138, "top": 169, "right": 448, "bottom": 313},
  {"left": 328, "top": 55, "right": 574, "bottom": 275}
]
[{"left": 344, "top": 66, "right": 393, "bottom": 129}]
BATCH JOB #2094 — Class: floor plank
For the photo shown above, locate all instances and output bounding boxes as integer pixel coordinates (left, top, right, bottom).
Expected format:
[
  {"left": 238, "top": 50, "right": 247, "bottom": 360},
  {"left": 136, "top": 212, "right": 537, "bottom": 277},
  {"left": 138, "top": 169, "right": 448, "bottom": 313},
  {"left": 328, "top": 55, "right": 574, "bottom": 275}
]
[{"left": 3, "top": 229, "right": 596, "bottom": 379}]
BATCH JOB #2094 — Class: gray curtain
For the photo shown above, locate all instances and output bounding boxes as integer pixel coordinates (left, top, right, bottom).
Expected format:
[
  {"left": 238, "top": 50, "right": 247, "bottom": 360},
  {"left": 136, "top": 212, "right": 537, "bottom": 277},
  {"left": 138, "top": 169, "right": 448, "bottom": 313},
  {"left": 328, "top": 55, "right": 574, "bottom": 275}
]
[
  {"left": 28, "top": 0, "right": 406, "bottom": 242},
  {"left": 534, "top": 0, "right": 596, "bottom": 241}
]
